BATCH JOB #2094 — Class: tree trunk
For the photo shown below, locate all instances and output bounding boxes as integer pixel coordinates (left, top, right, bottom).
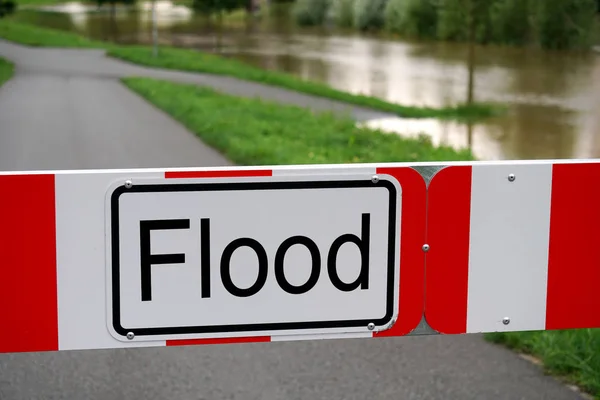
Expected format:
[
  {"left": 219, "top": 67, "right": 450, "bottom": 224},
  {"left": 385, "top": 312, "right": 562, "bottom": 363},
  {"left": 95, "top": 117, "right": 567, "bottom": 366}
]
[
  {"left": 109, "top": 2, "right": 118, "bottom": 41},
  {"left": 216, "top": 11, "right": 223, "bottom": 53},
  {"left": 151, "top": 0, "right": 158, "bottom": 57},
  {"left": 466, "top": 0, "right": 476, "bottom": 105},
  {"left": 467, "top": 122, "right": 473, "bottom": 151}
]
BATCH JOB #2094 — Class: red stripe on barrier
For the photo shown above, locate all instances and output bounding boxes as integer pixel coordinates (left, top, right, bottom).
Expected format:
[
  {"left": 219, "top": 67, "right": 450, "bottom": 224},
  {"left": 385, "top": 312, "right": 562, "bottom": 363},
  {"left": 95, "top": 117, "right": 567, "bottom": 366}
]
[
  {"left": 0, "top": 174, "right": 58, "bottom": 353},
  {"left": 166, "top": 168, "right": 272, "bottom": 346},
  {"left": 546, "top": 163, "right": 600, "bottom": 330},
  {"left": 374, "top": 167, "right": 426, "bottom": 337},
  {"left": 425, "top": 166, "right": 472, "bottom": 334},
  {"left": 166, "top": 170, "right": 272, "bottom": 179}
]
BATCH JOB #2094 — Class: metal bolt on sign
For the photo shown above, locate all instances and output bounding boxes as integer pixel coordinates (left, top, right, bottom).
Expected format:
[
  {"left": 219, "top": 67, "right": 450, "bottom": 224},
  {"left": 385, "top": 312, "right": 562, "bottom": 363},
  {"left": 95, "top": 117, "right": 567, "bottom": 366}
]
[
  {"left": 422, "top": 244, "right": 430, "bottom": 252},
  {"left": 508, "top": 174, "right": 516, "bottom": 182},
  {"left": 502, "top": 317, "right": 510, "bottom": 325},
  {"left": 371, "top": 175, "right": 379, "bottom": 184},
  {"left": 367, "top": 323, "right": 375, "bottom": 331},
  {"left": 124, "top": 180, "right": 133, "bottom": 189},
  {"left": 126, "top": 332, "right": 135, "bottom": 340}
]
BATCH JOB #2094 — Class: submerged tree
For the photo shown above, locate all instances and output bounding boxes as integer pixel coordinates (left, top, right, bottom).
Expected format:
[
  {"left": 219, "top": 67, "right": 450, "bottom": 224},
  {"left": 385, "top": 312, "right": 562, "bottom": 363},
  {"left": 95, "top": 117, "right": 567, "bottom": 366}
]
[
  {"left": 436, "top": 0, "right": 489, "bottom": 104},
  {"left": 437, "top": 0, "right": 492, "bottom": 42}
]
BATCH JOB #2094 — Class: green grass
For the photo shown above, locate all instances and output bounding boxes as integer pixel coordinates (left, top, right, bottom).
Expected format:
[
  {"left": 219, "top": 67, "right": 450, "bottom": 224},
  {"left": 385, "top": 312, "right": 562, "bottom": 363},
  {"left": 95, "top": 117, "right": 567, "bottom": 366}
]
[
  {"left": 0, "top": 57, "right": 14, "bottom": 86},
  {"left": 0, "top": 18, "right": 503, "bottom": 121},
  {"left": 122, "top": 77, "right": 475, "bottom": 165},
  {"left": 486, "top": 330, "right": 600, "bottom": 399},
  {"left": 15, "top": 0, "right": 98, "bottom": 7},
  {"left": 16, "top": 0, "right": 77, "bottom": 6},
  {"left": 0, "top": 19, "right": 104, "bottom": 47}
]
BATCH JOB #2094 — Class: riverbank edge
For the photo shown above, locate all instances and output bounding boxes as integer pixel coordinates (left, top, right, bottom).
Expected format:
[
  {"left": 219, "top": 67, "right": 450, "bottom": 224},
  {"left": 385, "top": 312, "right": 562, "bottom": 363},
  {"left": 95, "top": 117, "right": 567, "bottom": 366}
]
[
  {"left": 0, "top": 17, "right": 506, "bottom": 121},
  {"left": 121, "top": 76, "right": 475, "bottom": 165},
  {"left": 0, "top": 56, "right": 14, "bottom": 86}
]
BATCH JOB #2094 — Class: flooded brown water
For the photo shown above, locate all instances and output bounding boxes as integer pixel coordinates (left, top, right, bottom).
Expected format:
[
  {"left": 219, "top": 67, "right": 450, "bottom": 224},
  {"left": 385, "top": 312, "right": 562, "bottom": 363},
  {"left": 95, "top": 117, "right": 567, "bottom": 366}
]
[{"left": 16, "top": 2, "right": 600, "bottom": 160}]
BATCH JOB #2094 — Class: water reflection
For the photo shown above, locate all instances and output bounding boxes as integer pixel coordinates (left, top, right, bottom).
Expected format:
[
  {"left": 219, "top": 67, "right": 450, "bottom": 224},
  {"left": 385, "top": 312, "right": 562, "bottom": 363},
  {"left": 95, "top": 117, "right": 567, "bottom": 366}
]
[
  {"left": 360, "top": 117, "right": 505, "bottom": 160},
  {"left": 17, "top": 3, "right": 600, "bottom": 161}
]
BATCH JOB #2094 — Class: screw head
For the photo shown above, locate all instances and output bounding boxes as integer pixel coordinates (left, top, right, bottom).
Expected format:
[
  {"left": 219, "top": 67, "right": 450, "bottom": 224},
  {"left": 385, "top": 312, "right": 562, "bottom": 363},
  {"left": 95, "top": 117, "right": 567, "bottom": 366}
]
[
  {"left": 367, "top": 322, "right": 375, "bottom": 331},
  {"left": 508, "top": 174, "right": 516, "bottom": 182},
  {"left": 126, "top": 332, "right": 135, "bottom": 340},
  {"left": 124, "top": 180, "right": 133, "bottom": 189},
  {"left": 371, "top": 175, "right": 379, "bottom": 184},
  {"left": 502, "top": 317, "right": 510, "bottom": 325},
  {"left": 422, "top": 244, "right": 430, "bottom": 252}
]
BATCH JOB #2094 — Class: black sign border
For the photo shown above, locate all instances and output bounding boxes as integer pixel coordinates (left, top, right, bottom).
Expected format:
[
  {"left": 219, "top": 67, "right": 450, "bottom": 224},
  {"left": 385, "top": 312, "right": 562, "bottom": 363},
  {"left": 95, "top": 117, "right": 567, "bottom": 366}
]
[{"left": 110, "top": 179, "right": 398, "bottom": 338}]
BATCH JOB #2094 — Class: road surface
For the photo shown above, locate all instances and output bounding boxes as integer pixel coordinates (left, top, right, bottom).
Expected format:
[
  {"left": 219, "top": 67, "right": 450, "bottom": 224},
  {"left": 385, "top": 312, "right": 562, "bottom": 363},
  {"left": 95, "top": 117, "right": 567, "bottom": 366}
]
[{"left": 0, "top": 39, "right": 585, "bottom": 400}]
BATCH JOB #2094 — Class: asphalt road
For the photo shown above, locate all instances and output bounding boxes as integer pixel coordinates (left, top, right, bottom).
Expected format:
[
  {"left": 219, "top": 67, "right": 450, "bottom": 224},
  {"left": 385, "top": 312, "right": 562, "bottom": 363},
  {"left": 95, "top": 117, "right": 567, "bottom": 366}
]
[{"left": 0, "top": 40, "right": 586, "bottom": 400}]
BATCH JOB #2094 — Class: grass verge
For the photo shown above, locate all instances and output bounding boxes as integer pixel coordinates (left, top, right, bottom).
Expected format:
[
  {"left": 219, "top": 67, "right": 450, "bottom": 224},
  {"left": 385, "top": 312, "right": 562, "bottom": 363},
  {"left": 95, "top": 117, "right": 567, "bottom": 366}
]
[
  {"left": 0, "top": 57, "right": 14, "bottom": 86},
  {"left": 15, "top": 0, "right": 85, "bottom": 6},
  {"left": 122, "top": 77, "right": 475, "bottom": 165},
  {"left": 0, "top": 18, "right": 504, "bottom": 121},
  {"left": 486, "top": 330, "right": 600, "bottom": 399},
  {"left": 0, "top": 19, "right": 103, "bottom": 47}
]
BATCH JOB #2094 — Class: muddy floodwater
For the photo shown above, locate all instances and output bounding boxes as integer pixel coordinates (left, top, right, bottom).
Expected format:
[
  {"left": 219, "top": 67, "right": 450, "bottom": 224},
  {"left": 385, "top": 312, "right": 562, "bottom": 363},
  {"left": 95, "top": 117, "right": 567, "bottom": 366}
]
[{"left": 19, "top": 2, "right": 600, "bottom": 160}]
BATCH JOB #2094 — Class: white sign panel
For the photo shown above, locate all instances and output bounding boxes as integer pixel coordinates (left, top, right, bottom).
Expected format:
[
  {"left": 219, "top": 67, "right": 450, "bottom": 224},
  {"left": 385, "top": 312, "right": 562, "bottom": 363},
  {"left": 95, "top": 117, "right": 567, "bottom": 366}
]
[{"left": 105, "top": 175, "right": 401, "bottom": 341}]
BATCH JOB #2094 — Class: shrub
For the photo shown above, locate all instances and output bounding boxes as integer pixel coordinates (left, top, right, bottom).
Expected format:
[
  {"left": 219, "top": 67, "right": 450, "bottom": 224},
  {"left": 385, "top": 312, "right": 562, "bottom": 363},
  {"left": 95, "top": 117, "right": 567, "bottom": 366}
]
[
  {"left": 385, "top": 0, "right": 439, "bottom": 37},
  {"left": 489, "top": 0, "right": 531, "bottom": 45},
  {"left": 192, "top": 0, "right": 245, "bottom": 15},
  {"left": 384, "top": 0, "right": 406, "bottom": 33},
  {"left": 531, "top": 0, "right": 597, "bottom": 50},
  {"left": 329, "top": 0, "right": 354, "bottom": 27},
  {"left": 0, "top": 0, "right": 16, "bottom": 17},
  {"left": 353, "top": 0, "right": 388, "bottom": 30},
  {"left": 291, "top": 0, "right": 598, "bottom": 50},
  {"left": 292, "top": 0, "right": 330, "bottom": 25},
  {"left": 436, "top": 0, "right": 468, "bottom": 40},
  {"left": 474, "top": 0, "right": 495, "bottom": 44}
]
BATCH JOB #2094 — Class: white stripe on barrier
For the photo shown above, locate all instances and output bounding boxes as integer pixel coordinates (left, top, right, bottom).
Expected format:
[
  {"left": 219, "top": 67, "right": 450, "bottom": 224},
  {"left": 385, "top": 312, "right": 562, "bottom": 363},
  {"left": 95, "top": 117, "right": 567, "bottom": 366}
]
[
  {"left": 271, "top": 166, "right": 377, "bottom": 177},
  {"left": 56, "top": 172, "right": 166, "bottom": 351},
  {"left": 466, "top": 164, "right": 553, "bottom": 333}
]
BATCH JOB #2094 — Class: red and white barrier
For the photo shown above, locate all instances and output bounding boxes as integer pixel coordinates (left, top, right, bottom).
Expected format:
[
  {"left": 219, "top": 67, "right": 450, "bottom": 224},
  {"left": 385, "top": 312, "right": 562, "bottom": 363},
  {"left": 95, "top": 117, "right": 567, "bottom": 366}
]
[
  {"left": 0, "top": 160, "right": 598, "bottom": 355},
  {"left": 426, "top": 162, "right": 600, "bottom": 334}
]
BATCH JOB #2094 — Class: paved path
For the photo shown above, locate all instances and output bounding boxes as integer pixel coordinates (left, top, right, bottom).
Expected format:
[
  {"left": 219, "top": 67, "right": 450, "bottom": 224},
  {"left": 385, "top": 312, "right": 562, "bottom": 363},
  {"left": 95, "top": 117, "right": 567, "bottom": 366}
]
[{"left": 0, "top": 40, "right": 585, "bottom": 400}]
